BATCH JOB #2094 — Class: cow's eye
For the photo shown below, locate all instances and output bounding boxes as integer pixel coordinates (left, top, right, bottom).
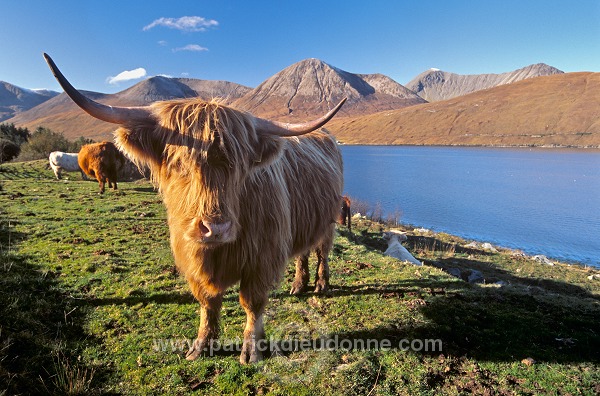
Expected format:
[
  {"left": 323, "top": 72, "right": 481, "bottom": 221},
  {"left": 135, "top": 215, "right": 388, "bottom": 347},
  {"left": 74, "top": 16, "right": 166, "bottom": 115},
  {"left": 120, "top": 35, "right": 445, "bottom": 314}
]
[{"left": 207, "top": 147, "right": 229, "bottom": 168}]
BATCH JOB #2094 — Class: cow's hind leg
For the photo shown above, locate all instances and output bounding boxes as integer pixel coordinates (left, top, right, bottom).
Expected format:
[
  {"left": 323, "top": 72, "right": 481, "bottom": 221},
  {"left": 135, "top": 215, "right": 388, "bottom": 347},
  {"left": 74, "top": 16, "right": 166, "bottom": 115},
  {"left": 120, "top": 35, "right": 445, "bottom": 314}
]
[
  {"left": 290, "top": 253, "right": 310, "bottom": 295},
  {"left": 96, "top": 177, "right": 106, "bottom": 194},
  {"left": 314, "top": 225, "right": 334, "bottom": 294},
  {"left": 107, "top": 166, "right": 118, "bottom": 190},
  {"left": 239, "top": 281, "right": 268, "bottom": 364},
  {"left": 185, "top": 281, "right": 223, "bottom": 361},
  {"left": 314, "top": 247, "right": 331, "bottom": 294}
]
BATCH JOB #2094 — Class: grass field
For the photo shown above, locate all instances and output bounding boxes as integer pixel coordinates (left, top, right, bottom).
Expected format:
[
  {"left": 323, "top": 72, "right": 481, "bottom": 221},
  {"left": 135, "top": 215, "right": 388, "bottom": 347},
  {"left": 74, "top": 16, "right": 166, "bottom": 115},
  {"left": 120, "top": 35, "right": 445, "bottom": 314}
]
[{"left": 1, "top": 160, "right": 599, "bottom": 395}]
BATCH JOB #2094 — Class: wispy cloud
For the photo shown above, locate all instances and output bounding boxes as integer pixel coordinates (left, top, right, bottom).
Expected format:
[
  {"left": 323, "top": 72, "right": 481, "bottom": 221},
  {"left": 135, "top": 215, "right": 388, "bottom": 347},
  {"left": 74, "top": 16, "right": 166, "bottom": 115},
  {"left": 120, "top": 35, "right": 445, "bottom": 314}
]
[
  {"left": 106, "top": 68, "right": 147, "bottom": 85},
  {"left": 143, "top": 16, "right": 218, "bottom": 32},
  {"left": 172, "top": 44, "right": 209, "bottom": 53}
]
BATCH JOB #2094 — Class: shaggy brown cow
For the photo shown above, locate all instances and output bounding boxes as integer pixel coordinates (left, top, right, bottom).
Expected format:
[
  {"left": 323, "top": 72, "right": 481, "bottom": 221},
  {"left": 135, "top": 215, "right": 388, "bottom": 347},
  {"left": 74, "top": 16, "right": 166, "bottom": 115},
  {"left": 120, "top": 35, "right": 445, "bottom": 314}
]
[
  {"left": 340, "top": 195, "right": 352, "bottom": 231},
  {"left": 44, "top": 53, "right": 345, "bottom": 364},
  {"left": 78, "top": 141, "right": 125, "bottom": 193}
]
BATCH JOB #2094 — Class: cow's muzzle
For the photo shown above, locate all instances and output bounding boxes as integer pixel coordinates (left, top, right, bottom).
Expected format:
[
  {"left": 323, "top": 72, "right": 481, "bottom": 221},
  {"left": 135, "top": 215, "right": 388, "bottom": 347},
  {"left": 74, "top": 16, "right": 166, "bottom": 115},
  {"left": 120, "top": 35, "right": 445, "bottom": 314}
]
[
  {"left": 200, "top": 220, "right": 232, "bottom": 239},
  {"left": 187, "top": 218, "right": 235, "bottom": 246}
]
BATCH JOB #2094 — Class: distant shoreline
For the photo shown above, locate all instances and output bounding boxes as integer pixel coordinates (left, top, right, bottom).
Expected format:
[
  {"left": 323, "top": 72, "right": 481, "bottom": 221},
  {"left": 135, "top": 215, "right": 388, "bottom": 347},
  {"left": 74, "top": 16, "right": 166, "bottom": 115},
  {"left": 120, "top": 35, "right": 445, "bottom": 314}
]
[{"left": 337, "top": 142, "right": 600, "bottom": 150}]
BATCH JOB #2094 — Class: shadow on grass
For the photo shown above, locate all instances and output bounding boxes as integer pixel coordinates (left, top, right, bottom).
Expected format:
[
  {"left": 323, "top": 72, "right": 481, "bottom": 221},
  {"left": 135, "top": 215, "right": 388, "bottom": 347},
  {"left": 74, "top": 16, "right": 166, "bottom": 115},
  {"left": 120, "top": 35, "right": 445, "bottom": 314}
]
[
  {"left": 0, "top": 218, "right": 109, "bottom": 395},
  {"left": 85, "top": 292, "right": 196, "bottom": 307},
  {"left": 325, "top": 283, "right": 600, "bottom": 364},
  {"left": 325, "top": 227, "right": 600, "bottom": 364},
  {"left": 0, "top": 160, "right": 53, "bottom": 180}
]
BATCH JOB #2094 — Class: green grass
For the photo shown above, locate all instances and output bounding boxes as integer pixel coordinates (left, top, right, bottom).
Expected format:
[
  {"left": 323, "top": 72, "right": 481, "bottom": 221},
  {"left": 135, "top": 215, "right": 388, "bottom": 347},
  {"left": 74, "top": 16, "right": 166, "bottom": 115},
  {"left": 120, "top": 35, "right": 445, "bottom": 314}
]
[{"left": 1, "top": 160, "right": 599, "bottom": 395}]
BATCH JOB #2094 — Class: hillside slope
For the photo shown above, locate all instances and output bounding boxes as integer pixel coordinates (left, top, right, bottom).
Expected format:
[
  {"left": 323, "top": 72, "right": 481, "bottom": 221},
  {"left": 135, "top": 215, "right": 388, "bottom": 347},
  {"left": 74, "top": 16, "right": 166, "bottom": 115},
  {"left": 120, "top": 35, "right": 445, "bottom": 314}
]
[{"left": 329, "top": 72, "right": 600, "bottom": 147}]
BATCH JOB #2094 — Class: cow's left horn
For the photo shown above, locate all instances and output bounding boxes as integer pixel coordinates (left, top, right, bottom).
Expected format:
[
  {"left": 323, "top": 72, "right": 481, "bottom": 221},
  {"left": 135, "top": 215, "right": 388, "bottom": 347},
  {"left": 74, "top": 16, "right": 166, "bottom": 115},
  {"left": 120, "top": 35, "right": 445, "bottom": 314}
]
[
  {"left": 255, "top": 98, "right": 347, "bottom": 137},
  {"left": 43, "top": 53, "right": 153, "bottom": 125}
]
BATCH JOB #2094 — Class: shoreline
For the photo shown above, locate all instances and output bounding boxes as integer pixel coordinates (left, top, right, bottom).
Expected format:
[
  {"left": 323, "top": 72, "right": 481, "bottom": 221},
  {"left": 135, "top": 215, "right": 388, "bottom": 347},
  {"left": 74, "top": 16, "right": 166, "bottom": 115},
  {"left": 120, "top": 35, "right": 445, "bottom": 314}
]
[{"left": 337, "top": 142, "right": 600, "bottom": 150}]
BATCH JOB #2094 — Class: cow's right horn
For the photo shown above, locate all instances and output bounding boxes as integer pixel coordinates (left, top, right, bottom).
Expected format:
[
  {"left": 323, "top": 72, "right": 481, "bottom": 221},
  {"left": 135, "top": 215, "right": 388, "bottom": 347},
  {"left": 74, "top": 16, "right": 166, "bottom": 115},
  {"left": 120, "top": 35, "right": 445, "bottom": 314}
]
[
  {"left": 254, "top": 98, "right": 347, "bottom": 137},
  {"left": 43, "top": 53, "right": 153, "bottom": 125}
]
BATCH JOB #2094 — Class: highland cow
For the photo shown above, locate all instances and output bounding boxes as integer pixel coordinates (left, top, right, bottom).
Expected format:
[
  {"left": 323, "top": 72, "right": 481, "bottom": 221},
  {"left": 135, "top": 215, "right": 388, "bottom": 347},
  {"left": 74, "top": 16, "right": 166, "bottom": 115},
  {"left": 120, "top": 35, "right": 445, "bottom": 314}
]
[
  {"left": 78, "top": 142, "right": 125, "bottom": 193},
  {"left": 48, "top": 151, "right": 86, "bottom": 180},
  {"left": 44, "top": 53, "right": 345, "bottom": 364}
]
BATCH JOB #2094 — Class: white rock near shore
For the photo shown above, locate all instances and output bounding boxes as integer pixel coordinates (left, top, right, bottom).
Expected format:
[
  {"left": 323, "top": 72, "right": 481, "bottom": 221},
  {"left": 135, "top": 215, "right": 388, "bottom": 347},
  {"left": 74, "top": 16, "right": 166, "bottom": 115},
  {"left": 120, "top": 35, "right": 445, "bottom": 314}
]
[{"left": 383, "top": 230, "right": 422, "bottom": 266}]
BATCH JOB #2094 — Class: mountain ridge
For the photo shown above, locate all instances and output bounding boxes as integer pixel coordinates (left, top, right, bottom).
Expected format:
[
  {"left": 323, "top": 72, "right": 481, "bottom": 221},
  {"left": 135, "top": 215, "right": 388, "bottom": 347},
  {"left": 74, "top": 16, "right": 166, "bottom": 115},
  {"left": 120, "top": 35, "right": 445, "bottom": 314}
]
[
  {"left": 0, "top": 81, "right": 59, "bottom": 122},
  {"left": 4, "top": 60, "right": 598, "bottom": 147},
  {"left": 406, "top": 63, "right": 564, "bottom": 102},
  {"left": 232, "top": 58, "right": 425, "bottom": 120}
]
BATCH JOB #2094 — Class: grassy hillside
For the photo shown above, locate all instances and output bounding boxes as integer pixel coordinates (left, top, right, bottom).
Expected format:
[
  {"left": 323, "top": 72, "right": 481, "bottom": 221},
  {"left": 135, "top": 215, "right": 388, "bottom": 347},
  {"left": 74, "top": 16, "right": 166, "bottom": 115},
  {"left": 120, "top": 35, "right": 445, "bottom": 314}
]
[{"left": 1, "top": 160, "right": 599, "bottom": 395}]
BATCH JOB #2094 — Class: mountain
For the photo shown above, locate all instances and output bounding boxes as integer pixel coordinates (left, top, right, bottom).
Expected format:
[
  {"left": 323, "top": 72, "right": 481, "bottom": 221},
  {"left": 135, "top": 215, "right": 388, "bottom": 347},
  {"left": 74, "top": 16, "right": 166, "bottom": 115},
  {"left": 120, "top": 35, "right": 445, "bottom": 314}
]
[
  {"left": 233, "top": 58, "right": 425, "bottom": 120},
  {"left": 0, "top": 81, "right": 58, "bottom": 122},
  {"left": 109, "top": 76, "right": 252, "bottom": 106},
  {"left": 7, "top": 59, "right": 424, "bottom": 140},
  {"left": 7, "top": 77, "right": 251, "bottom": 141},
  {"left": 328, "top": 72, "right": 600, "bottom": 147},
  {"left": 406, "top": 63, "right": 564, "bottom": 102}
]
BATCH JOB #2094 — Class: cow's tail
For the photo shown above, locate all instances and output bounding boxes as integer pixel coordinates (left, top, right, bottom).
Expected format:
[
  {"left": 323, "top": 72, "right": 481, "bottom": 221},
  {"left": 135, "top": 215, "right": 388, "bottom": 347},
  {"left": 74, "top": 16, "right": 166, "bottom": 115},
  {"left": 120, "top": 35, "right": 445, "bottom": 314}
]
[{"left": 47, "top": 157, "right": 58, "bottom": 170}]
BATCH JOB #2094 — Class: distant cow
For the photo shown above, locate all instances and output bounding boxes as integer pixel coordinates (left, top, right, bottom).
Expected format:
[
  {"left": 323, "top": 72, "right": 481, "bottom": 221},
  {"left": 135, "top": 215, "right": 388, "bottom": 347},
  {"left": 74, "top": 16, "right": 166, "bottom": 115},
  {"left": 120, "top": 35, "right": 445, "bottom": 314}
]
[
  {"left": 340, "top": 195, "right": 352, "bottom": 231},
  {"left": 48, "top": 151, "right": 86, "bottom": 180},
  {"left": 78, "top": 142, "right": 126, "bottom": 193},
  {"left": 0, "top": 140, "right": 20, "bottom": 163},
  {"left": 45, "top": 53, "right": 345, "bottom": 364}
]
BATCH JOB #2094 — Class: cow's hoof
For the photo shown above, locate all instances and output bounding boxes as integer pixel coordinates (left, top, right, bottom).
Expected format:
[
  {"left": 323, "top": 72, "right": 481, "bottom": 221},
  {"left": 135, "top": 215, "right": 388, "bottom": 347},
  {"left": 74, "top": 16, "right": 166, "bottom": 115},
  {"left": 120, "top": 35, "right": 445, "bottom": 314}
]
[
  {"left": 289, "top": 281, "right": 308, "bottom": 295},
  {"left": 239, "top": 341, "right": 263, "bottom": 364},
  {"left": 185, "top": 339, "right": 205, "bottom": 361},
  {"left": 313, "top": 281, "right": 329, "bottom": 294},
  {"left": 185, "top": 348, "right": 201, "bottom": 361}
]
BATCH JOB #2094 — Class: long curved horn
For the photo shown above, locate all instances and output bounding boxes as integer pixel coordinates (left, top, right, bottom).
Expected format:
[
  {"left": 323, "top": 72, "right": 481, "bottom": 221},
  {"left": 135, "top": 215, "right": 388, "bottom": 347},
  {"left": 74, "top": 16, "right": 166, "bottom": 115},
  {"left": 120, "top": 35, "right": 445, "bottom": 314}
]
[
  {"left": 43, "top": 53, "right": 153, "bottom": 125},
  {"left": 254, "top": 98, "right": 347, "bottom": 137}
]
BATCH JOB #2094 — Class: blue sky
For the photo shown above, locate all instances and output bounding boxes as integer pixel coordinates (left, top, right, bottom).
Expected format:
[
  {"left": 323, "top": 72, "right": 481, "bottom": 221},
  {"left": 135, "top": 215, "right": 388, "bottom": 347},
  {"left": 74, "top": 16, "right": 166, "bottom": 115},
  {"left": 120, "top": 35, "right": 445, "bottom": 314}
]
[{"left": 2, "top": 0, "right": 599, "bottom": 94}]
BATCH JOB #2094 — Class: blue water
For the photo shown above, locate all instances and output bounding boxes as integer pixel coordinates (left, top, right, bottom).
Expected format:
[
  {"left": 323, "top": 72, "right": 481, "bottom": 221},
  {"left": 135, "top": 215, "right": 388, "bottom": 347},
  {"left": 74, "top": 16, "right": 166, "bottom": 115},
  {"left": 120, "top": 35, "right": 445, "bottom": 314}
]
[{"left": 341, "top": 146, "right": 600, "bottom": 267}]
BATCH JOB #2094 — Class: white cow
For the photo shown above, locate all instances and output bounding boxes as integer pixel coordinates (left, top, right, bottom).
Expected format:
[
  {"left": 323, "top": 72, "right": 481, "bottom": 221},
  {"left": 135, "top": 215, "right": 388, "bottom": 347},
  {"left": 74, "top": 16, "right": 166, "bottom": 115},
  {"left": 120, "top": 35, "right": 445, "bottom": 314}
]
[
  {"left": 383, "top": 230, "right": 422, "bottom": 266},
  {"left": 48, "top": 151, "right": 86, "bottom": 180}
]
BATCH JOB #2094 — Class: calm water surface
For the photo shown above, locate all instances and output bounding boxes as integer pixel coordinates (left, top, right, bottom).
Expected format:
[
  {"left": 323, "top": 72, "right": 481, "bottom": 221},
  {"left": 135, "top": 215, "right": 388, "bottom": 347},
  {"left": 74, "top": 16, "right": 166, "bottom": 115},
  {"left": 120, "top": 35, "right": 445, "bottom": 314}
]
[{"left": 341, "top": 146, "right": 600, "bottom": 267}]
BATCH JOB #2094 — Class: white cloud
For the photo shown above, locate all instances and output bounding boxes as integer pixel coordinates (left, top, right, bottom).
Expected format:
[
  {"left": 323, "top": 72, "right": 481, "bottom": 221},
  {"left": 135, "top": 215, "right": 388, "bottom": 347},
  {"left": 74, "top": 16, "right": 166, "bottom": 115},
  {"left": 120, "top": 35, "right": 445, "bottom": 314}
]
[
  {"left": 143, "top": 16, "right": 218, "bottom": 32},
  {"left": 158, "top": 40, "right": 168, "bottom": 46},
  {"left": 172, "top": 44, "right": 209, "bottom": 53},
  {"left": 106, "top": 68, "right": 147, "bottom": 85}
]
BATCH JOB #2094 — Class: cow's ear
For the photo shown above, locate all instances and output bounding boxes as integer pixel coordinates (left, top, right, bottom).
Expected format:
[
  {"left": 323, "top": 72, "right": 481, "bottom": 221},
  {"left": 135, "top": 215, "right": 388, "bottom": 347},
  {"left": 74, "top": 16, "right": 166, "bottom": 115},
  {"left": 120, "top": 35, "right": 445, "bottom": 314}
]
[
  {"left": 114, "top": 126, "right": 163, "bottom": 169},
  {"left": 253, "top": 135, "right": 284, "bottom": 168}
]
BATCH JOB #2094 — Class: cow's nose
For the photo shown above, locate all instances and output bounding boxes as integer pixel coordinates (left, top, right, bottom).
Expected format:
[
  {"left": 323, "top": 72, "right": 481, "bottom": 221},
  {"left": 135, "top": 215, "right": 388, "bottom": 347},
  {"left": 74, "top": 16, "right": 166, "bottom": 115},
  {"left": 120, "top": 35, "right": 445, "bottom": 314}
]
[{"left": 200, "top": 220, "right": 232, "bottom": 239}]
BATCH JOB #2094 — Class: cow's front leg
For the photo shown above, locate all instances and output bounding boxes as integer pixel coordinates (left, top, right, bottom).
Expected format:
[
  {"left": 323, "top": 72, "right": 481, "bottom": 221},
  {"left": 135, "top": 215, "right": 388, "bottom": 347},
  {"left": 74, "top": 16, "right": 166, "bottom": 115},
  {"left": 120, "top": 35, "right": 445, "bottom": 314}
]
[
  {"left": 186, "top": 282, "right": 223, "bottom": 361},
  {"left": 290, "top": 253, "right": 310, "bottom": 294},
  {"left": 239, "top": 283, "right": 268, "bottom": 364}
]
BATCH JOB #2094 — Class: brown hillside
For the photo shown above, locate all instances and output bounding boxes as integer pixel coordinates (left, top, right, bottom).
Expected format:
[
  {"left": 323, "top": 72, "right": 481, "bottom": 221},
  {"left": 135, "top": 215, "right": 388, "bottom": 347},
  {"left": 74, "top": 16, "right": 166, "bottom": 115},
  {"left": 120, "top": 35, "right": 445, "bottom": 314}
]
[{"left": 328, "top": 72, "right": 600, "bottom": 147}]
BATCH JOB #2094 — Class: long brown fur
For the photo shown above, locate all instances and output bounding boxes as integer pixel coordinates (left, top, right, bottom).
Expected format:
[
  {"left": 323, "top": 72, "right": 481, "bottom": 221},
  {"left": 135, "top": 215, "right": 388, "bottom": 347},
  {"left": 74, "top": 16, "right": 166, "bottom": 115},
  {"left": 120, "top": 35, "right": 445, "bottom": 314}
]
[
  {"left": 78, "top": 141, "right": 125, "bottom": 193},
  {"left": 113, "top": 98, "right": 343, "bottom": 363}
]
